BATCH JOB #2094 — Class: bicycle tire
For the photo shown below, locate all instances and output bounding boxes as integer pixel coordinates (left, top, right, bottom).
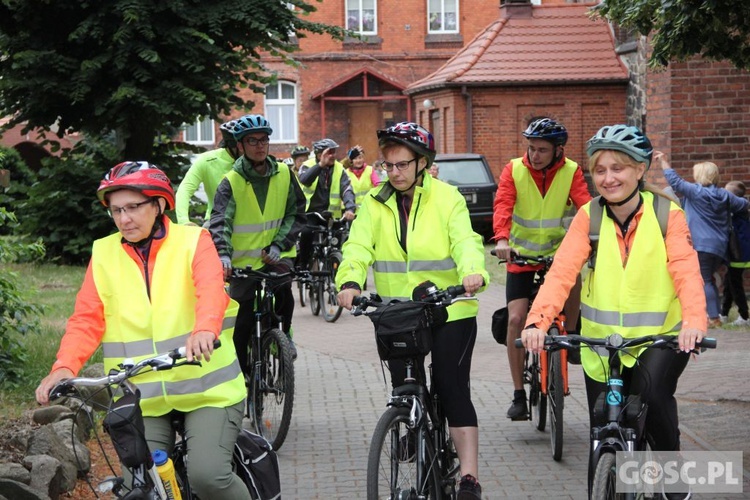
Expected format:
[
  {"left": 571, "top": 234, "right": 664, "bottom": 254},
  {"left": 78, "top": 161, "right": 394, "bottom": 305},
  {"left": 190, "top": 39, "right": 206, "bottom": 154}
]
[
  {"left": 321, "top": 251, "right": 343, "bottom": 323},
  {"left": 298, "top": 276, "right": 307, "bottom": 307},
  {"left": 367, "top": 406, "right": 443, "bottom": 500},
  {"left": 309, "top": 258, "right": 322, "bottom": 316},
  {"left": 251, "top": 328, "right": 295, "bottom": 450},
  {"left": 548, "top": 349, "right": 565, "bottom": 461},
  {"left": 529, "top": 353, "right": 547, "bottom": 431},
  {"left": 591, "top": 450, "right": 619, "bottom": 500}
]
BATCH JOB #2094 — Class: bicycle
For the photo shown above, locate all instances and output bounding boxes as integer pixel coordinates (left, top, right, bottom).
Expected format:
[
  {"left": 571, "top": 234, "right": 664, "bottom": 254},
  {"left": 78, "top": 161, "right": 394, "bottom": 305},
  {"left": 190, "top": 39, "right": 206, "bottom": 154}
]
[
  {"left": 232, "top": 265, "right": 295, "bottom": 451},
  {"left": 49, "top": 341, "right": 246, "bottom": 499},
  {"left": 298, "top": 211, "right": 349, "bottom": 323},
  {"left": 493, "top": 250, "right": 570, "bottom": 461},
  {"left": 352, "top": 283, "right": 475, "bottom": 499},
  {"left": 516, "top": 333, "right": 717, "bottom": 500}
]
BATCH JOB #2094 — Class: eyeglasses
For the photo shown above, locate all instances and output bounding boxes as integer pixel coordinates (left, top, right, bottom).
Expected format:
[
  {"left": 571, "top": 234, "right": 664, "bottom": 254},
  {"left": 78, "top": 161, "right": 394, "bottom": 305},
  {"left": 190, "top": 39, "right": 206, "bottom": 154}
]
[
  {"left": 109, "top": 199, "right": 154, "bottom": 219},
  {"left": 243, "top": 137, "right": 270, "bottom": 147},
  {"left": 382, "top": 158, "right": 418, "bottom": 172}
]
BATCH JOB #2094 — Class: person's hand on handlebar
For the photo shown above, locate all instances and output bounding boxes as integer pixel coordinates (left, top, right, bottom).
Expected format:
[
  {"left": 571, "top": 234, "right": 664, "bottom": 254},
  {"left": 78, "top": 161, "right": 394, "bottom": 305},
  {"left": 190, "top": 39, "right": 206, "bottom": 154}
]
[
  {"left": 462, "top": 273, "right": 484, "bottom": 295},
  {"left": 520, "top": 327, "right": 546, "bottom": 354},
  {"left": 494, "top": 238, "right": 514, "bottom": 261},
  {"left": 677, "top": 326, "right": 704, "bottom": 353},
  {"left": 342, "top": 210, "right": 356, "bottom": 222},
  {"left": 337, "top": 287, "right": 361, "bottom": 310},
  {"left": 262, "top": 244, "right": 281, "bottom": 265},
  {"left": 36, "top": 367, "right": 74, "bottom": 405},
  {"left": 220, "top": 255, "right": 232, "bottom": 281},
  {"left": 186, "top": 330, "right": 217, "bottom": 363}
]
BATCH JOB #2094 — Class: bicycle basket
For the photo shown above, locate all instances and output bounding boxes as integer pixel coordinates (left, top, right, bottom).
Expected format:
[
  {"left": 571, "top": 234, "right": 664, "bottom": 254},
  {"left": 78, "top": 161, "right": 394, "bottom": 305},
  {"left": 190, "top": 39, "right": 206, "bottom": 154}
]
[
  {"left": 103, "top": 391, "right": 151, "bottom": 468},
  {"left": 368, "top": 301, "right": 446, "bottom": 360},
  {"left": 491, "top": 307, "right": 508, "bottom": 345}
]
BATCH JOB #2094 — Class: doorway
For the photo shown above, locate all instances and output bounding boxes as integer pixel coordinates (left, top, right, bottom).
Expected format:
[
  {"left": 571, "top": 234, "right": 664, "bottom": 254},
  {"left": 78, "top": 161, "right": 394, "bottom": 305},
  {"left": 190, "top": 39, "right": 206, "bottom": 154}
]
[{"left": 348, "top": 102, "right": 380, "bottom": 165}]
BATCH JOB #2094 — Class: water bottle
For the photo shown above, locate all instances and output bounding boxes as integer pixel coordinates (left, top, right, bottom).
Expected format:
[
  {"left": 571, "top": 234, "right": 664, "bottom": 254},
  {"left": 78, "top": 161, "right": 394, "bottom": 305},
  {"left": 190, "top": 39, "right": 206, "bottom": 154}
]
[{"left": 152, "top": 449, "right": 183, "bottom": 500}]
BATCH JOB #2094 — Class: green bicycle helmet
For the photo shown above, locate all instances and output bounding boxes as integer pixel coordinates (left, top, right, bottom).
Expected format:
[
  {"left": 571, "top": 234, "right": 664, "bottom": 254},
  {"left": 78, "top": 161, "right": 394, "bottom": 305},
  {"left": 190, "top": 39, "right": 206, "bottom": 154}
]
[{"left": 586, "top": 125, "right": 653, "bottom": 169}]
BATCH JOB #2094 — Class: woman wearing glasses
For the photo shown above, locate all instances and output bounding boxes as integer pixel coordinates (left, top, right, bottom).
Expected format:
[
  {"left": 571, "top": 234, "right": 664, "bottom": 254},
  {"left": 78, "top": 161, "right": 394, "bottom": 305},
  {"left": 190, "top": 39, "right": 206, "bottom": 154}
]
[
  {"left": 336, "top": 122, "right": 489, "bottom": 499},
  {"left": 36, "top": 162, "right": 251, "bottom": 499}
]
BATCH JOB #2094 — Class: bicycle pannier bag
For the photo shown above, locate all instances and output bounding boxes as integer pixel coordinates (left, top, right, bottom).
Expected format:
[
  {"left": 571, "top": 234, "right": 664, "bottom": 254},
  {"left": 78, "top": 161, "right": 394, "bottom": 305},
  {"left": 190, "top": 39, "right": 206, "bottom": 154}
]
[
  {"left": 233, "top": 429, "right": 281, "bottom": 500},
  {"left": 368, "top": 301, "right": 445, "bottom": 360},
  {"left": 103, "top": 391, "right": 152, "bottom": 468},
  {"left": 491, "top": 307, "right": 509, "bottom": 345}
]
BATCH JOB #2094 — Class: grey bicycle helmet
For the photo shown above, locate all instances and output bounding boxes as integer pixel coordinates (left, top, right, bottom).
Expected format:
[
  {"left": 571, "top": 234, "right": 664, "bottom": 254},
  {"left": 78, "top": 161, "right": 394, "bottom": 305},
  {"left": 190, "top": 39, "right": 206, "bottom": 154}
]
[
  {"left": 586, "top": 125, "right": 653, "bottom": 169},
  {"left": 230, "top": 114, "right": 273, "bottom": 141},
  {"left": 522, "top": 118, "right": 568, "bottom": 146},
  {"left": 219, "top": 119, "right": 237, "bottom": 146},
  {"left": 290, "top": 145, "right": 311, "bottom": 158},
  {"left": 312, "top": 138, "right": 340, "bottom": 152}
]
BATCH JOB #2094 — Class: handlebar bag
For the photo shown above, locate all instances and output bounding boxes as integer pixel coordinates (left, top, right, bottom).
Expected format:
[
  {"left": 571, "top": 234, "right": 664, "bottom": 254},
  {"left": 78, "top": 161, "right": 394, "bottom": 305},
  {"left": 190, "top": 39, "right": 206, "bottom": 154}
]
[
  {"left": 368, "top": 301, "right": 447, "bottom": 360},
  {"left": 103, "top": 391, "right": 151, "bottom": 468},
  {"left": 233, "top": 429, "right": 281, "bottom": 500}
]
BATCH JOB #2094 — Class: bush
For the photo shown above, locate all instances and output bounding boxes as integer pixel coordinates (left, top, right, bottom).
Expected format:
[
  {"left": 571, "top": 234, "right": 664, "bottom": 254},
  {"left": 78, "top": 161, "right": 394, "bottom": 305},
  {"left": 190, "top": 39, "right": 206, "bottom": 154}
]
[
  {"left": 0, "top": 146, "right": 37, "bottom": 235},
  {"left": 0, "top": 208, "right": 44, "bottom": 387}
]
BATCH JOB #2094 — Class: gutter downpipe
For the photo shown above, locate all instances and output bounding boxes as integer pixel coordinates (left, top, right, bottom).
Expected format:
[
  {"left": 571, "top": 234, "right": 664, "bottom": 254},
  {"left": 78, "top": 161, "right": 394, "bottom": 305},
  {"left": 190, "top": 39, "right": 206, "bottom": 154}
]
[{"left": 461, "top": 85, "right": 473, "bottom": 152}]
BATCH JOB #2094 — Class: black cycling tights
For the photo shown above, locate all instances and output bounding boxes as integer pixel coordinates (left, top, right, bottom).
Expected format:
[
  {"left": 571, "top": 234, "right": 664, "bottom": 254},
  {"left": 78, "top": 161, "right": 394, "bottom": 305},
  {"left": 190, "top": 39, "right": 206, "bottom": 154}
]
[{"left": 388, "top": 317, "right": 478, "bottom": 427}]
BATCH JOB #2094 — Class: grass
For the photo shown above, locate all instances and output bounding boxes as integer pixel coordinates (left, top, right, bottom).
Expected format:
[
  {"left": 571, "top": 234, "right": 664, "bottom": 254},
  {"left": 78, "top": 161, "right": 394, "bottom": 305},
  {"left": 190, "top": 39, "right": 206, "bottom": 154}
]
[
  {"left": 1, "top": 262, "right": 88, "bottom": 419},
  {"left": 484, "top": 242, "right": 507, "bottom": 287}
]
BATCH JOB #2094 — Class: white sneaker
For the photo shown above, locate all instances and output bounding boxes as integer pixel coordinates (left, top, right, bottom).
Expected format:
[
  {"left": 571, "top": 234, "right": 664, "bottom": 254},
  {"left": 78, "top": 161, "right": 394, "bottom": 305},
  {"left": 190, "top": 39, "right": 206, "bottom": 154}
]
[
  {"left": 719, "top": 314, "right": 729, "bottom": 323},
  {"left": 730, "top": 317, "right": 749, "bottom": 327}
]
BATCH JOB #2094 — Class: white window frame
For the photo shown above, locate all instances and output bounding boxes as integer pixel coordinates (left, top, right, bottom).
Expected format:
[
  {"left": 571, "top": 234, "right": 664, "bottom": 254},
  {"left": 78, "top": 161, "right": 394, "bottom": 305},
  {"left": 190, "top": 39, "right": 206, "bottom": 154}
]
[
  {"left": 183, "top": 117, "right": 215, "bottom": 146},
  {"left": 265, "top": 81, "right": 298, "bottom": 144},
  {"left": 346, "top": 0, "right": 377, "bottom": 35},
  {"left": 427, "top": 0, "right": 459, "bottom": 34}
]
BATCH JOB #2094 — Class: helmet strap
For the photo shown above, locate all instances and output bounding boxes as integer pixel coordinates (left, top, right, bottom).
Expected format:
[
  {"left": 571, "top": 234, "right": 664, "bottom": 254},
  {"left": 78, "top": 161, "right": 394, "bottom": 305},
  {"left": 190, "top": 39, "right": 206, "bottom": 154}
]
[{"left": 606, "top": 184, "right": 640, "bottom": 207}]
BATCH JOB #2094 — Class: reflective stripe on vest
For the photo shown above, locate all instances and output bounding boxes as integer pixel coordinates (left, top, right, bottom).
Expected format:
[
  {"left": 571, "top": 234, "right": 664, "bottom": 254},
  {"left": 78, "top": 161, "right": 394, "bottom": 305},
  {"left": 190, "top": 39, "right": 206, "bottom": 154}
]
[
  {"left": 509, "top": 158, "right": 576, "bottom": 257},
  {"left": 347, "top": 165, "right": 376, "bottom": 208},
  {"left": 94, "top": 225, "right": 245, "bottom": 416},
  {"left": 301, "top": 159, "right": 345, "bottom": 217},
  {"left": 227, "top": 163, "right": 295, "bottom": 268},
  {"left": 580, "top": 191, "right": 683, "bottom": 382}
]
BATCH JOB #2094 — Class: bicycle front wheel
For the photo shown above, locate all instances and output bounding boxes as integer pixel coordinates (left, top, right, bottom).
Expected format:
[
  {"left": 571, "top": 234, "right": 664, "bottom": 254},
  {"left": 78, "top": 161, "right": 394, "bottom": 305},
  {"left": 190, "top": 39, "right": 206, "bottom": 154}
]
[
  {"left": 367, "top": 406, "right": 443, "bottom": 500},
  {"left": 591, "top": 450, "right": 618, "bottom": 500},
  {"left": 297, "top": 276, "right": 308, "bottom": 307},
  {"left": 309, "top": 258, "right": 322, "bottom": 316},
  {"left": 251, "top": 328, "right": 295, "bottom": 450},
  {"left": 548, "top": 349, "right": 565, "bottom": 461},
  {"left": 321, "top": 251, "right": 343, "bottom": 323},
  {"left": 529, "top": 353, "right": 547, "bottom": 431}
]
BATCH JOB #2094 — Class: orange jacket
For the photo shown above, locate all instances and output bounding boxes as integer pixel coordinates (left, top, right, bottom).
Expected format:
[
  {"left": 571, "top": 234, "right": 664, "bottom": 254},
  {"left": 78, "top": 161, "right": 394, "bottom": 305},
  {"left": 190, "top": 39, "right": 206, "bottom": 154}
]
[
  {"left": 526, "top": 199, "right": 707, "bottom": 333},
  {"left": 50, "top": 219, "right": 228, "bottom": 375},
  {"left": 493, "top": 154, "right": 591, "bottom": 273}
]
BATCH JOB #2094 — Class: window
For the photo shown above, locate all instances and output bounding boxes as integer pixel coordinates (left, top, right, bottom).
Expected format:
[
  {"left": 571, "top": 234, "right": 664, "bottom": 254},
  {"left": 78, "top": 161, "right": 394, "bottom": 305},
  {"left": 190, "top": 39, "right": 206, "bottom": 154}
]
[
  {"left": 265, "top": 81, "right": 297, "bottom": 144},
  {"left": 346, "top": 0, "right": 377, "bottom": 34},
  {"left": 183, "top": 117, "right": 215, "bottom": 145},
  {"left": 428, "top": 0, "right": 458, "bottom": 33}
]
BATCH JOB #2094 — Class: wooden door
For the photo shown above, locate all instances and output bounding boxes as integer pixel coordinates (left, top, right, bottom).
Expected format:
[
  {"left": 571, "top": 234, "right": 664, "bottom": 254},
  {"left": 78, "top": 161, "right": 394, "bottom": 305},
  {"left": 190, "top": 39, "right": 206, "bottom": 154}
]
[{"left": 348, "top": 103, "right": 380, "bottom": 164}]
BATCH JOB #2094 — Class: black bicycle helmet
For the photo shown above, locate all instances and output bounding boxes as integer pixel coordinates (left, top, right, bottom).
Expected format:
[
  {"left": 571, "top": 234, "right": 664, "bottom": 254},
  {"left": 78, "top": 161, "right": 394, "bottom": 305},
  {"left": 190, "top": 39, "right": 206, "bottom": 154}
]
[
  {"left": 522, "top": 118, "right": 568, "bottom": 146},
  {"left": 230, "top": 114, "right": 273, "bottom": 141},
  {"left": 586, "top": 124, "right": 653, "bottom": 169},
  {"left": 312, "top": 138, "right": 340, "bottom": 152},
  {"left": 376, "top": 122, "right": 436, "bottom": 168},
  {"left": 219, "top": 119, "right": 238, "bottom": 146},
  {"left": 290, "top": 145, "right": 311, "bottom": 158}
]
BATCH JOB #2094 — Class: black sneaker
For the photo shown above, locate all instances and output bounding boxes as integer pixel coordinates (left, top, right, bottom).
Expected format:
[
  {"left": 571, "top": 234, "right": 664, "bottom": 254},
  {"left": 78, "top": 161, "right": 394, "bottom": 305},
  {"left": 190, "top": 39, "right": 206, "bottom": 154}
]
[
  {"left": 457, "top": 474, "right": 482, "bottom": 499},
  {"left": 397, "top": 433, "right": 415, "bottom": 463},
  {"left": 506, "top": 396, "right": 528, "bottom": 421}
]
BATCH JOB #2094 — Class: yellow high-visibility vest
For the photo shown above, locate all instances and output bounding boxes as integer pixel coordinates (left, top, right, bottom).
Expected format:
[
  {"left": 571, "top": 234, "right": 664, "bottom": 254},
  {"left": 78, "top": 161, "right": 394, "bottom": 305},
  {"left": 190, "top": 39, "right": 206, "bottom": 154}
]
[{"left": 300, "top": 159, "right": 345, "bottom": 217}]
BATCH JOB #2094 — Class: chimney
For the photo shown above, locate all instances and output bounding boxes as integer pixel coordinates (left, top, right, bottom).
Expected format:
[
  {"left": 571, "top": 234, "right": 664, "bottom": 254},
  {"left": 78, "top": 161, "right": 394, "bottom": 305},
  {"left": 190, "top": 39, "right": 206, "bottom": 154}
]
[{"left": 500, "top": 0, "right": 533, "bottom": 19}]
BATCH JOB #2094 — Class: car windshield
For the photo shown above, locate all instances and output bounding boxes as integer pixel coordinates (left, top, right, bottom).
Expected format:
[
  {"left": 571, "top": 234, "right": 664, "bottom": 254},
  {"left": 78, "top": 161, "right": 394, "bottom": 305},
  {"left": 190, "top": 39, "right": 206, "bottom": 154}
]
[{"left": 438, "top": 159, "right": 494, "bottom": 185}]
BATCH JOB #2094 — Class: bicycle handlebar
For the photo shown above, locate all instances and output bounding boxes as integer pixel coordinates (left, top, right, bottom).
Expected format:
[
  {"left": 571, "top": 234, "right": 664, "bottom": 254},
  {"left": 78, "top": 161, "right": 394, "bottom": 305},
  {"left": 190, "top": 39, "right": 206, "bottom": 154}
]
[
  {"left": 490, "top": 249, "right": 554, "bottom": 267},
  {"left": 351, "top": 284, "right": 469, "bottom": 316},
  {"left": 49, "top": 339, "right": 222, "bottom": 399},
  {"left": 231, "top": 266, "right": 294, "bottom": 281},
  {"left": 514, "top": 333, "right": 717, "bottom": 352}
]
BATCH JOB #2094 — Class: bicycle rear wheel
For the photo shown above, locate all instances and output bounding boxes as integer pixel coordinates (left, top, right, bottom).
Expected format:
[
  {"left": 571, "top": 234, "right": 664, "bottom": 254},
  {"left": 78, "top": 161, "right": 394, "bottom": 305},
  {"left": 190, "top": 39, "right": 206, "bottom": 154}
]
[
  {"left": 548, "top": 349, "right": 565, "bottom": 461},
  {"left": 367, "top": 406, "right": 442, "bottom": 500},
  {"left": 529, "top": 353, "right": 547, "bottom": 431},
  {"left": 321, "top": 251, "right": 343, "bottom": 323},
  {"left": 309, "top": 259, "right": 322, "bottom": 316},
  {"left": 591, "top": 450, "right": 618, "bottom": 500},
  {"left": 297, "top": 276, "right": 308, "bottom": 307},
  {"left": 251, "top": 328, "right": 295, "bottom": 450}
]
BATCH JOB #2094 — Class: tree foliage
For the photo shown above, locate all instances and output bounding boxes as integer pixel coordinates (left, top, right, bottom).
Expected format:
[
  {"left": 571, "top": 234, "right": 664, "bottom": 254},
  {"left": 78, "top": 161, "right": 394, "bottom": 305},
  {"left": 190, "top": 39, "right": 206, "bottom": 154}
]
[
  {"left": 0, "top": 0, "right": 347, "bottom": 160},
  {"left": 594, "top": 0, "right": 750, "bottom": 69}
]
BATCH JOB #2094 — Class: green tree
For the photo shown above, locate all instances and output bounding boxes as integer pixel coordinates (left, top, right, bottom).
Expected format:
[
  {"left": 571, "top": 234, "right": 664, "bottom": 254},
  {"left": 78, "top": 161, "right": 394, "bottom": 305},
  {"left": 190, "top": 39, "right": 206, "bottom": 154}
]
[
  {"left": 594, "top": 0, "right": 750, "bottom": 69},
  {"left": 0, "top": 0, "right": 347, "bottom": 160}
]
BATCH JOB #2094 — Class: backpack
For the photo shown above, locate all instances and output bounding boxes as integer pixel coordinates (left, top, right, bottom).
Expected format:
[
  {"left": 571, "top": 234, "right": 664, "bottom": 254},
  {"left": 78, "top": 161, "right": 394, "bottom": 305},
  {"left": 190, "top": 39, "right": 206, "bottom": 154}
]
[
  {"left": 588, "top": 193, "right": 670, "bottom": 269},
  {"left": 233, "top": 429, "right": 282, "bottom": 500}
]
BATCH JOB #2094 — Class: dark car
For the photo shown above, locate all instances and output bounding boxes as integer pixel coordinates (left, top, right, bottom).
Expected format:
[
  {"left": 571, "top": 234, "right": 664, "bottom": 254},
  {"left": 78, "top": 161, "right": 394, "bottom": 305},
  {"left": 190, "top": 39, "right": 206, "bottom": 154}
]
[{"left": 433, "top": 153, "right": 497, "bottom": 241}]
